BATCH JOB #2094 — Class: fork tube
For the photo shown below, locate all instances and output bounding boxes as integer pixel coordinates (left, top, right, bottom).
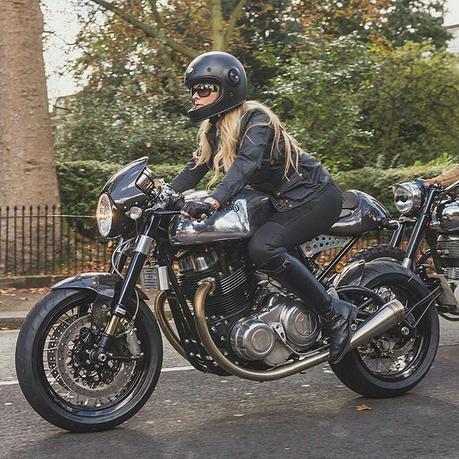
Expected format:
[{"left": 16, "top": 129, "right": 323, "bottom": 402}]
[
  {"left": 402, "top": 188, "right": 436, "bottom": 269},
  {"left": 111, "top": 219, "right": 157, "bottom": 318},
  {"left": 389, "top": 222, "right": 405, "bottom": 247}
]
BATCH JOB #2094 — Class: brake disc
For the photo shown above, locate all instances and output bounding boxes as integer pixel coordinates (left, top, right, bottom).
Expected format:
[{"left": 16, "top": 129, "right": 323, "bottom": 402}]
[{"left": 51, "top": 315, "right": 136, "bottom": 399}]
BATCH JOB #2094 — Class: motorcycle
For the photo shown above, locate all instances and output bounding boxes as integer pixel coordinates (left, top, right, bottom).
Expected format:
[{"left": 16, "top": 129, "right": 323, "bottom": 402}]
[
  {"left": 345, "top": 166, "right": 459, "bottom": 322},
  {"left": 16, "top": 157, "right": 439, "bottom": 432}
]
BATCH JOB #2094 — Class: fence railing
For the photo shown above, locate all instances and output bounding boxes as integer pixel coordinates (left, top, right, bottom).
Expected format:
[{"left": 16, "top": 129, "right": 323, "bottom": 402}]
[
  {"left": 0, "top": 205, "right": 114, "bottom": 277},
  {"left": 0, "top": 204, "right": 393, "bottom": 278}
]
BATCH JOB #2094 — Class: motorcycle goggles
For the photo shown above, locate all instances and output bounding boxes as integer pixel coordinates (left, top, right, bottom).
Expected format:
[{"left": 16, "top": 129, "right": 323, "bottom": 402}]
[{"left": 190, "top": 82, "right": 220, "bottom": 98}]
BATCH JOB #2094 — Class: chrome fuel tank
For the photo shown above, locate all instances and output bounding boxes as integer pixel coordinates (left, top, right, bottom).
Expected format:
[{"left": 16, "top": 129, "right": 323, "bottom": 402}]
[{"left": 169, "top": 189, "right": 274, "bottom": 246}]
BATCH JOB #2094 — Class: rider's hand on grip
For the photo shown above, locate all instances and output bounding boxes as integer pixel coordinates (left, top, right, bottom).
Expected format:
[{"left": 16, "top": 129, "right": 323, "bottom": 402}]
[
  {"left": 168, "top": 194, "right": 185, "bottom": 211},
  {"left": 181, "top": 200, "right": 214, "bottom": 220}
]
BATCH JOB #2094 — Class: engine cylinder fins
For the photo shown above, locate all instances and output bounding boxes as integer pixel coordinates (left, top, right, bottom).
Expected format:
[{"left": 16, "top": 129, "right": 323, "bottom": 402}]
[
  {"left": 230, "top": 319, "right": 276, "bottom": 360},
  {"left": 177, "top": 250, "right": 219, "bottom": 273},
  {"left": 179, "top": 265, "right": 251, "bottom": 319}
]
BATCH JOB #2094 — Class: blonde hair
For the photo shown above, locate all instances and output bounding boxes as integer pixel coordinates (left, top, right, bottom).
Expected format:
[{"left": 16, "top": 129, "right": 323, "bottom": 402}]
[{"left": 193, "top": 100, "right": 301, "bottom": 188}]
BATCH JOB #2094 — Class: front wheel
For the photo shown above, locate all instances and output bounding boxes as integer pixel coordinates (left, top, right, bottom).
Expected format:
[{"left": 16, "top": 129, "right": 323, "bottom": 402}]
[
  {"left": 16, "top": 288, "right": 163, "bottom": 432},
  {"left": 332, "top": 261, "right": 439, "bottom": 398}
]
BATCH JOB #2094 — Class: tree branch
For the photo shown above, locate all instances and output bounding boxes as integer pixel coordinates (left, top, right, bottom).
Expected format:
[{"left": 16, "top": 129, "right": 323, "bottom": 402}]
[
  {"left": 223, "top": 0, "right": 247, "bottom": 48},
  {"left": 89, "top": 0, "right": 199, "bottom": 58},
  {"left": 147, "top": 0, "right": 162, "bottom": 25},
  {"left": 207, "top": 0, "right": 225, "bottom": 50}
]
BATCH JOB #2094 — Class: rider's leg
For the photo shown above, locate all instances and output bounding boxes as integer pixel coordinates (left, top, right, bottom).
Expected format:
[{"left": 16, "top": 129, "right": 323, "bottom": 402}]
[{"left": 247, "top": 183, "right": 357, "bottom": 364}]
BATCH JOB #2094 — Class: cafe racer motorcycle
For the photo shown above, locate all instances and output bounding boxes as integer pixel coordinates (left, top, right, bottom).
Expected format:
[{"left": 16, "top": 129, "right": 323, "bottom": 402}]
[
  {"left": 16, "top": 157, "right": 439, "bottom": 432},
  {"left": 345, "top": 166, "right": 459, "bottom": 322}
]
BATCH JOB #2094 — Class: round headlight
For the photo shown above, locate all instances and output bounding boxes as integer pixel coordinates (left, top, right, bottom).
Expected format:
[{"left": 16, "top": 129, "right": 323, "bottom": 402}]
[
  {"left": 96, "top": 193, "right": 113, "bottom": 237},
  {"left": 393, "top": 182, "right": 423, "bottom": 215}
]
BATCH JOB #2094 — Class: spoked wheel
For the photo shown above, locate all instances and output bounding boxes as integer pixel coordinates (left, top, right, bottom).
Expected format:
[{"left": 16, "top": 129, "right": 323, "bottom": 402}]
[
  {"left": 332, "top": 261, "right": 439, "bottom": 397},
  {"left": 16, "top": 289, "right": 163, "bottom": 432}
]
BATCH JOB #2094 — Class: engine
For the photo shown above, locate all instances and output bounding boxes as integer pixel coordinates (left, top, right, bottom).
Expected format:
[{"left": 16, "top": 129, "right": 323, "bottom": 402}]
[
  {"left": 176, "top": 247, "right": 321, "bottom": 367},
  {"left": 437, "top": 235, "right": 459, "bottom": 302},
  {"left": 230, "top": 293, "right": 320, "bottom": 366}
]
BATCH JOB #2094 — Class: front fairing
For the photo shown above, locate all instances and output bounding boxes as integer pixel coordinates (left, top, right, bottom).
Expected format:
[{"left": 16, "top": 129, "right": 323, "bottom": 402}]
[
  {"left": 102, "top": 157, "right": 150, "bottom": 210},
  {"left": 100, "top": 157, "right": 150, "bottom": 237}
]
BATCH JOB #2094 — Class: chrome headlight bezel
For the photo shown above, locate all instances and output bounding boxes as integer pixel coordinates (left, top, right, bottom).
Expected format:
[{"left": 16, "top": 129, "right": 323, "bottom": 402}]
[
  {"left": 393, "top": 182, "right": 424, "bottom": 215},
  {"left": 96, "top": 193, "right": 114, "bottom": 237}
]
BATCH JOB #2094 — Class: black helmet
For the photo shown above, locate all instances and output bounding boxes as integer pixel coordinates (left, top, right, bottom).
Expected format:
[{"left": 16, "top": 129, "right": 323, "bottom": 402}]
[{"left": 184, "top": 51, "right": 247, "bottom": 123}]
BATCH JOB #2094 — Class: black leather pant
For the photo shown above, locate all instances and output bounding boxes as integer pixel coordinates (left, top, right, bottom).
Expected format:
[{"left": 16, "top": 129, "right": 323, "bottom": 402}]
[{"left": 247, "top": 183, "right": 342, "bottom": 267}]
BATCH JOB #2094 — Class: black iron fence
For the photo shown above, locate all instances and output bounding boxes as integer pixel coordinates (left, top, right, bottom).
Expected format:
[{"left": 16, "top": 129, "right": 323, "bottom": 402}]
[
  {"left": 0, "top": 205, "right": 114, "bottom": 277},
  {"left": 0, "top": 204, "right": 394, "bottom": 278}
]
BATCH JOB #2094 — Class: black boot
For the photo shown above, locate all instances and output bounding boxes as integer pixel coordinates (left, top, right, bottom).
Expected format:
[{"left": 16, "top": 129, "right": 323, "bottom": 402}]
[
  {"left": 320, "top": 298, "right": 358, "bottom": 364},
  {"left": 259, "top": 252, "right": 357, "bottom": 364}
]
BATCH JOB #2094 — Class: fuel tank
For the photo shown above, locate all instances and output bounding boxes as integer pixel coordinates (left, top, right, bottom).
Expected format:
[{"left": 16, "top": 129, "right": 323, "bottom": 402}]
[
  {"left": 169, "top": 189, "right": 274, "bottom": 246},
  {"left": 434, "top": 201, "right": 459, "bottom": 234}
]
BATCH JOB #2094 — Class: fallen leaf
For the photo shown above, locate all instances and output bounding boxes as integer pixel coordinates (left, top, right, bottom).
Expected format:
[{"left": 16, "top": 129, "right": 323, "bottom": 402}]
[{"left": 355, "top": 404, "right": 372, "bottom": 411}]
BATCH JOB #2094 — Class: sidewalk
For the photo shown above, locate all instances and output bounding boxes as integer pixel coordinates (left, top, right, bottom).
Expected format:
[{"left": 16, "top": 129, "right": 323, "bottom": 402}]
[{"left": 0, "top": 287, "right": 168, "bottom": 329}]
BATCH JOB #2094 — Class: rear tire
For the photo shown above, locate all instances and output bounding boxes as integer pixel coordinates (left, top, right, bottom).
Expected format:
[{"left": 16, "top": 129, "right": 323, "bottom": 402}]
[
  {"left": 332, "top": 261, "right": 439, "bottom": 398},
  {"left": 348, "top": 245, "right": 404, "bottom": 264},
  {"left": 16, "top": 288, "right": 163, "bottom": 432}
]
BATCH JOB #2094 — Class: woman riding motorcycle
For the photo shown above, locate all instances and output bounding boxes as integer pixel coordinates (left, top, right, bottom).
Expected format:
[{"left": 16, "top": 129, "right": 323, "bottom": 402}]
[{"left": 170, "top": 51, "right": 358, "bottom": 364}]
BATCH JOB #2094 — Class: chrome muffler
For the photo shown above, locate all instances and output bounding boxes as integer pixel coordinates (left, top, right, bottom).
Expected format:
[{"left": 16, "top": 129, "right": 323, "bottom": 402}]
[{"left": 193, "top": 280, "right": 405, "bottom": 382}]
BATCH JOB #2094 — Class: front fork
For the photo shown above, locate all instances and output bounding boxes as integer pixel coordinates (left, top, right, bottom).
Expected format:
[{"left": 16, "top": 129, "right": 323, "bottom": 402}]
[{"left": 94, "top": 219, "right": 159, "bottom": 362}]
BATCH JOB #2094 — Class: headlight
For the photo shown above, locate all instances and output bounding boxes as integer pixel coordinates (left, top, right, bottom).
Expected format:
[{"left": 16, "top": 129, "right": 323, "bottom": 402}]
[
  {"left": 393, "top": 182, "right": 423, "bottom": 215},
  {"left": 96, "top": 193, "right": 113, "bottom": 237}
]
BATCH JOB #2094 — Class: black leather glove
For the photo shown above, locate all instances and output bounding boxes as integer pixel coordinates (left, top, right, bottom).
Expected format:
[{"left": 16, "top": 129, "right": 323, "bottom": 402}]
[
  {"left": 168, "top": 194, "right": 185, "bottom": 211},
  {"left": 181, "top": 200, "right": 214, "bottom": 220}
]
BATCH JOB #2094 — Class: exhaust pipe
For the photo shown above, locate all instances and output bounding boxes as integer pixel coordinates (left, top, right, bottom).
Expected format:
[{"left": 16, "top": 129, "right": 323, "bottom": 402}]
[
  {"left": 193, "top": 280, "right": 405, "bottom": 382},
  {"left": 153, "top": 291, "right": 187, "bottom": 359}
]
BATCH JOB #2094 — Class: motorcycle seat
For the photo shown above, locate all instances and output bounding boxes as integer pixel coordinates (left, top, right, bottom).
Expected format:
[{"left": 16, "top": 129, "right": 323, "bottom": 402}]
[{"left": 339, "top": 191, "right": 359, "bottom": 218}]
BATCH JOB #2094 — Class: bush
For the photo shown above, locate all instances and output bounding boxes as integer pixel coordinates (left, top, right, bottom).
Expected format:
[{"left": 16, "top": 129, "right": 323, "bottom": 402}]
[
  {"left": 57, "top": 160, "right": 210, "bottom": 225},
  {"left": 334, "top": 163, "right": 451, "bottom": 214}
]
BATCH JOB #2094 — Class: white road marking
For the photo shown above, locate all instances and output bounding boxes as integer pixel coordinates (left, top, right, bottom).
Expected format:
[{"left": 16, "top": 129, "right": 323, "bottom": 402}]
[
  {"left": 161, "top": 365, "right": 194, "bottom": 373},
  {"left": 0, "top": 365, "right": 195, "bottom": 386}
]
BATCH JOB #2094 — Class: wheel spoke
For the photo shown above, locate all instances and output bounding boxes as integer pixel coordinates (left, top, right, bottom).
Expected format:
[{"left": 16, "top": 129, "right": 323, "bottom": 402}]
[{"left": 40, "top": 301, "right": 144, "bottom": 411}]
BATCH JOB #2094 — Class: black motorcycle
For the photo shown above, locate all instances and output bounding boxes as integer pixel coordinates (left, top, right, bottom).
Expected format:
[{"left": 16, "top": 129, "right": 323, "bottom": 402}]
[
  {"left": 16, "top": 157, "right": 439, "bottom": 432},
  {"left": 347, "top": 175, "right": 459, "bottom": 322}
]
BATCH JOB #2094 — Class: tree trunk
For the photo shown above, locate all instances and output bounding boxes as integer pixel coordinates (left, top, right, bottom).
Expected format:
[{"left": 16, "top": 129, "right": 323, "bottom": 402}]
[
  {"left": 0, "top": 0, "right": 60, "bottom": 276},
  {"left": 0, "top": 0, "right": 60, "bottom": 208}
]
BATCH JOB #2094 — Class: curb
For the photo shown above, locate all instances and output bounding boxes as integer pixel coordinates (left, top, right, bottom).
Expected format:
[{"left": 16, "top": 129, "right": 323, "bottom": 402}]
[{"left": 0, "top": 318, "right": 26, "bottom": 330}]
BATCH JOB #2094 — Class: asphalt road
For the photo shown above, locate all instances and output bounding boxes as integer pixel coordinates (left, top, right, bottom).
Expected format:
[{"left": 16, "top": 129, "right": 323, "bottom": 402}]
[{"left": 0, "top": 320, "right": 458, "bottom": 459}]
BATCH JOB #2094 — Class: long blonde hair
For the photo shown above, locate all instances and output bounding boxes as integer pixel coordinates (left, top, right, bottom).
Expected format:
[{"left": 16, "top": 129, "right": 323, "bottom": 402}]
[{"left": 193, "top": 100, "right": 301, "bottom": 188}]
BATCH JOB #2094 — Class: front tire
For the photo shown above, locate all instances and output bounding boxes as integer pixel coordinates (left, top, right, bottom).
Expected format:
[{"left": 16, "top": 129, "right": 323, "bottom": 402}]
[
  {"left": 332, "top": 261, "right": 439, "bottom": 398},
  {"left": 16, "top": 288, "right": 163, "bottom": 432}
]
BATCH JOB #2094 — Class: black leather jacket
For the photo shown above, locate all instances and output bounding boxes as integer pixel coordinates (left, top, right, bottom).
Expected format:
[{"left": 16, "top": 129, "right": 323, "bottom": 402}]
[{"left": 170, "top": 109, "right": 335, "bottom": 212}]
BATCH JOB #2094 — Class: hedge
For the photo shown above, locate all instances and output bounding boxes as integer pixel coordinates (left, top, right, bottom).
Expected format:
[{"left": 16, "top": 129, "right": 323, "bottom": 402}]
[
  {"left": 57, "top": 160, "right": 452, "bottom": 226},
  {"left": 334, "top": 163, "right": 451, "bottom": 214}
]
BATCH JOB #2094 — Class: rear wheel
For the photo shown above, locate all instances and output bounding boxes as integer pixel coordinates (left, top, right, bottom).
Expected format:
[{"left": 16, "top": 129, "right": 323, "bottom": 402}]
[
  {"left": 16, "top": 288, "right": 163, "bottom": 432},
  {"left": 332, "top": 261, "right": 439, "bottom": 397}
]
